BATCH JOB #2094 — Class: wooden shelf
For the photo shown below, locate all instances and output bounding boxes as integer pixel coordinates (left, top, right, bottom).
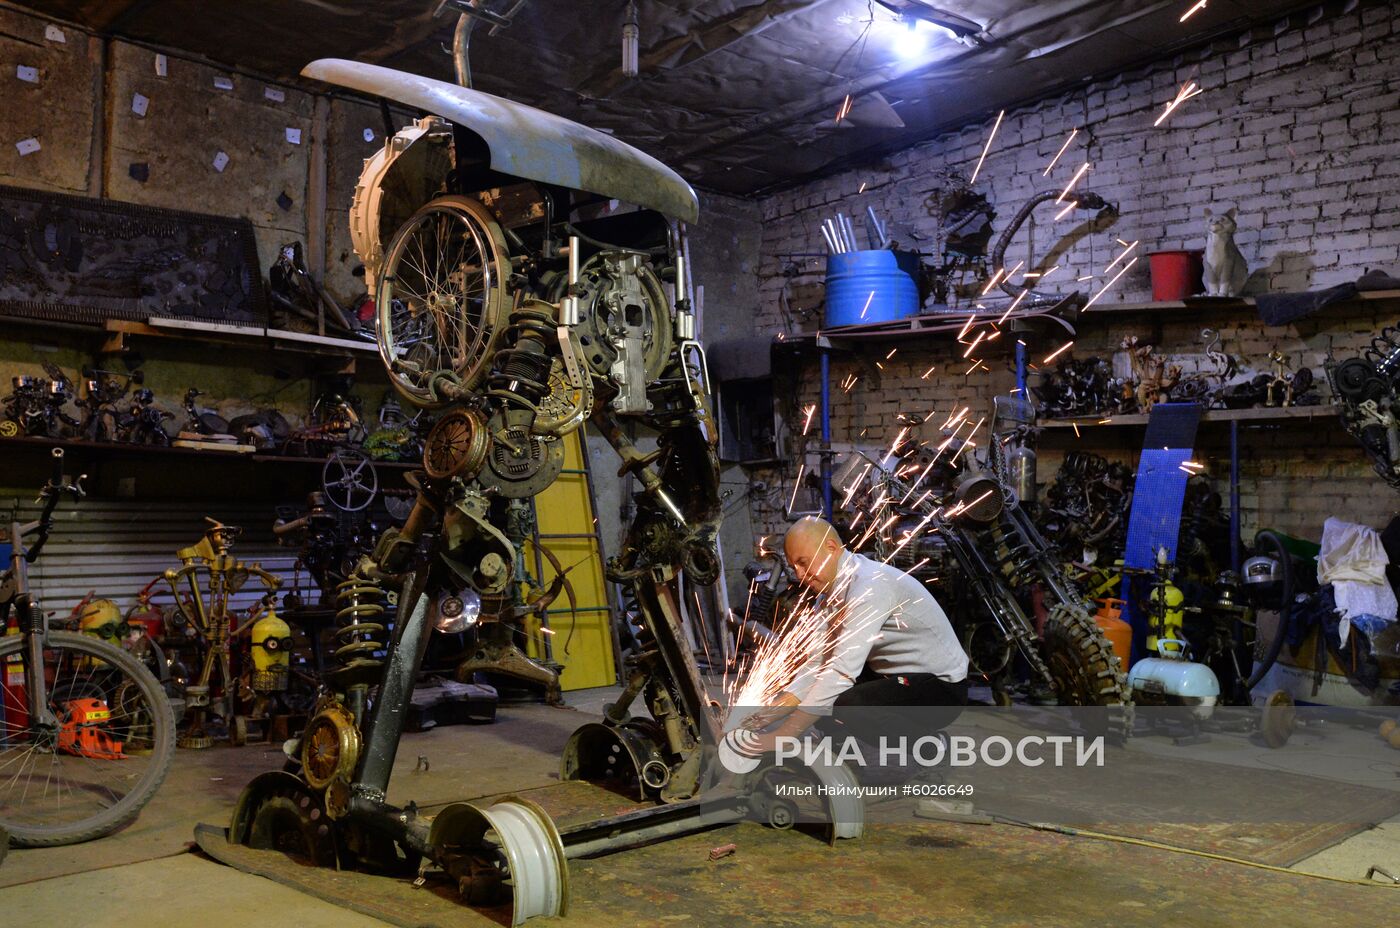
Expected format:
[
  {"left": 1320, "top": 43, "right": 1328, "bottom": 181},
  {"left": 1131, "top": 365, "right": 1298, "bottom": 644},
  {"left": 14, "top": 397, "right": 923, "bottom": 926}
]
[
  {"left": 0, "top": 313, "right": 377, "bottom": 359},
  {"left": 0, "top": 434, "right": 417, "bottom": 469},
  {"left": 1081, "top": 288, "right": 1400, "bottom": 316},
  {"left": 780, "top": 289, "right": 1400, "bottom": 345},
  {"left": 1038, "top": 404, "right": 1340, "bottom": 429}
]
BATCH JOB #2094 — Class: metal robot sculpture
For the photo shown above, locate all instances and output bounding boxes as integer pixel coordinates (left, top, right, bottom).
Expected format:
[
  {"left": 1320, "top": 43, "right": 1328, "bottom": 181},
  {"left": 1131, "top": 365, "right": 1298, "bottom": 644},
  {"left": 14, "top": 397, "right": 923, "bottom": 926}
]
[
  {"left": 224, "top": 58, "right": 862, "bottom": 927},
  {"left": 163, "top": 518, "right": 281, "bottom": 748}
]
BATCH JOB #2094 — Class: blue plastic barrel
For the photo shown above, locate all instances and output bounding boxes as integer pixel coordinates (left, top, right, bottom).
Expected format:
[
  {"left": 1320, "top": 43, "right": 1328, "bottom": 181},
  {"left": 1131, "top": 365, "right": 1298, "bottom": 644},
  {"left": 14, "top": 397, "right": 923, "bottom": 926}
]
[{"left": 824, "top": 250, "right": 920, "bottom": 327}]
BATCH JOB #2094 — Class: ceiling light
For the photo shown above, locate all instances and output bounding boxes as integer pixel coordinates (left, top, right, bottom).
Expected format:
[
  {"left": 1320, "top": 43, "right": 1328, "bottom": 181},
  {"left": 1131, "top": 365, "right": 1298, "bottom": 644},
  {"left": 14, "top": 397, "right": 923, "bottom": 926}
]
[{"left": 894, "top": 18, "right": 928, "bottom": 59}]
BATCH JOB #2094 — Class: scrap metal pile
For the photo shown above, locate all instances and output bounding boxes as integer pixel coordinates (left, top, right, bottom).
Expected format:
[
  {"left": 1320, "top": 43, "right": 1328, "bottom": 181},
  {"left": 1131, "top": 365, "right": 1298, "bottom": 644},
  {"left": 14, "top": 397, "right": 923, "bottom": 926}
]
[
  {"left": 1329, "top": 323, "right": 1400, "bottom": 488},
  {"left": 1032, "top": 329, "right": 1319, "bottom": 419}
]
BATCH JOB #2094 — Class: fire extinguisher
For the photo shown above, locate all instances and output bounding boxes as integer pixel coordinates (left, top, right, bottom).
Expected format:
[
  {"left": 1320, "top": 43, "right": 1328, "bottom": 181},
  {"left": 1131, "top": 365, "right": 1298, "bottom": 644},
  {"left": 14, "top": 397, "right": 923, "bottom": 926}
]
[{"left": 1, "top": 629, "right": 28, "bottom": 734}]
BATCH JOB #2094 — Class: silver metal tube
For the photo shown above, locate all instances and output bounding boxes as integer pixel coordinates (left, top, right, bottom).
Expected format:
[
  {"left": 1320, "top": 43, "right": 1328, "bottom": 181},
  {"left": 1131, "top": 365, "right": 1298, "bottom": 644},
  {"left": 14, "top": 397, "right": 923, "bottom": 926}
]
[{"left": 451, "top": 6, "right": 479, "bottom": 89}]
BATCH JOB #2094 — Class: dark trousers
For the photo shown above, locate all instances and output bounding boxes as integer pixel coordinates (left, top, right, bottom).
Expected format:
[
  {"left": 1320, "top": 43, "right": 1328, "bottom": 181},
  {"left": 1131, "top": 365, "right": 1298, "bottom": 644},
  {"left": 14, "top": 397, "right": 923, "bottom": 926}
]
[{"left": 819, "top": 670, "right": 968, "bottom": 750}]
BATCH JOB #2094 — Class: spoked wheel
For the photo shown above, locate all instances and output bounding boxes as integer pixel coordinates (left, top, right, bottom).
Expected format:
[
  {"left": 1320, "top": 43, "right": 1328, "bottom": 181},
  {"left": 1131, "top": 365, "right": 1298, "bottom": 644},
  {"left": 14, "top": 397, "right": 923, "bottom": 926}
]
[
  {"left": 0, "top": 631, "right": 175, "bottom": 846},
  {"left": 376, "top": 195, "right": 509, "bottom": 409},
  {"left": 321, "top": 447, "right": 378, "bottom": 512}
]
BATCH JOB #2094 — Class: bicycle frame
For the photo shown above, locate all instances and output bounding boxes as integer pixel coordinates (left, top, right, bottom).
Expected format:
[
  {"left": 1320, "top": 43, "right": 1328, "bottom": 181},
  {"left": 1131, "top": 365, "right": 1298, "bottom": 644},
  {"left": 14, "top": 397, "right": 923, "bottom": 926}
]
[{"left": 1, "top": 448, "right": 82, "bottom": 738}]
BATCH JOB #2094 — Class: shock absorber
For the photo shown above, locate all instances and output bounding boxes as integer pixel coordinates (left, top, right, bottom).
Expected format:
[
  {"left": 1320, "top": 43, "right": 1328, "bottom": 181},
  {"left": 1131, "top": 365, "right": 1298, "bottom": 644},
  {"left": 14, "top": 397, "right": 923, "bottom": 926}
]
[
  {"left": 487, "top": 301, "right": 556, "bottom": 417},
  {"left": 333, "top": 575, "right": 389, "bottom": 722}
]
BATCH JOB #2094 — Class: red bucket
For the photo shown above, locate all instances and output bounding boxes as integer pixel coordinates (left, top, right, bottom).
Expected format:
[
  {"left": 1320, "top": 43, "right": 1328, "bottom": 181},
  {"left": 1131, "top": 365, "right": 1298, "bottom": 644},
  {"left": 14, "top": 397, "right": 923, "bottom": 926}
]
[{"left": 1147, "top": 250, "right": 1203, "bottom": 301}]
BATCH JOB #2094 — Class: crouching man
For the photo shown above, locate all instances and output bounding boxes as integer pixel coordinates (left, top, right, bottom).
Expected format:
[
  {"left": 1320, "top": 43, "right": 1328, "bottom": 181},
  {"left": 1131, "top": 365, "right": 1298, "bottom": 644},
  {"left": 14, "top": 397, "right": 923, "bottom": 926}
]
[{"left": 742, "top": 516, "right": 970, "bottom": 774}]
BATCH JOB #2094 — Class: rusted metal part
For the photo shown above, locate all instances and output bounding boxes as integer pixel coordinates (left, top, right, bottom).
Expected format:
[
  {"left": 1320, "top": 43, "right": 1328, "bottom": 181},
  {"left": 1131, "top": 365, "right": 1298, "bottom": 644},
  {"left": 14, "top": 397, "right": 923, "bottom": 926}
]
[
  {"left": 707, "top": 842, "right": 737, "bottom": 861},
  {"left": 300, "top": 59, "right": 699, "bottom": 223}
]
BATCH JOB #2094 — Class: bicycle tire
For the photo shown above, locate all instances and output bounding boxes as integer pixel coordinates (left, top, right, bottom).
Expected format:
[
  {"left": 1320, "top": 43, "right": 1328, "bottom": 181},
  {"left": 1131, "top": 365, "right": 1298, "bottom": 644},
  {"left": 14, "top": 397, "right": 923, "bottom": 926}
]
[{"left": 0, "top": 631, "right": 175, "bottom": 847}]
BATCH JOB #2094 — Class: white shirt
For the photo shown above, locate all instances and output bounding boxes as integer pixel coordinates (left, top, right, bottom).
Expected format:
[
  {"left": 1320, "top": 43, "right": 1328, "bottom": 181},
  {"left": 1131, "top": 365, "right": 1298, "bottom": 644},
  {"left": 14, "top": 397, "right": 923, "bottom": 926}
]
[{"left": 792, "top": 550, "right": 969, "bottom": 708}]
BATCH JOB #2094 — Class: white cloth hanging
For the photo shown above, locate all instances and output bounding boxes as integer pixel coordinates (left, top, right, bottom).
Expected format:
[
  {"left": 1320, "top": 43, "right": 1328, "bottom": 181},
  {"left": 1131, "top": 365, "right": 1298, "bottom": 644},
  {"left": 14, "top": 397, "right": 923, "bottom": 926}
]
[{"left": 1317, "top": 517, "right": 1398, "bottom": 645}]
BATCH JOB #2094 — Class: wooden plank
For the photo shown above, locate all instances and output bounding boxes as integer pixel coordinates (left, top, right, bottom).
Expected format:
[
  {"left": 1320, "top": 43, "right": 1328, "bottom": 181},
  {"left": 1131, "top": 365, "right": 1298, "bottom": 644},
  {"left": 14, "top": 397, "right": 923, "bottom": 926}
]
[{"left": 1039, "top": 405, "right": 1340, "bottom": 429}]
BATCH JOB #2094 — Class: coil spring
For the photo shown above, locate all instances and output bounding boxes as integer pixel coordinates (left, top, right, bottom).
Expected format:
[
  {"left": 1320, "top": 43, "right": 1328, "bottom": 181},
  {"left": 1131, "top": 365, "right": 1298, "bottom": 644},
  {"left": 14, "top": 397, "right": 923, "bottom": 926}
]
[
  {"left": 487, "top": 307, "right": 556, "bottom": 411},
  {"left": 1364, "top": 325, "right": 1400, "bottom": 380},
  {"left": 334, "top": 576, "right": 389, "bottom": 671}
]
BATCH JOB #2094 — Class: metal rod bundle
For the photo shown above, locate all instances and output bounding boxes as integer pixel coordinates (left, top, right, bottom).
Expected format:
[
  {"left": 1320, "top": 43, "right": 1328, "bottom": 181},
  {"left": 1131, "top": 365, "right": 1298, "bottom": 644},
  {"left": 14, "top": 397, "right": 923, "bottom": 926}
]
[{"left": 819, "top": 208, "right": 890, "bottom": 255}]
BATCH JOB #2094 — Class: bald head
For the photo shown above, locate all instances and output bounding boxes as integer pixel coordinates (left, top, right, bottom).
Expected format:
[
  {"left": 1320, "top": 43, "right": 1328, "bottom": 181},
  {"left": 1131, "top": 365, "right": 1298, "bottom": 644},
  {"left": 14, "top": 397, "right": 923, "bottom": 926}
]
[{"left": 784, "top": 517, "right": 845, "bottom": 593}]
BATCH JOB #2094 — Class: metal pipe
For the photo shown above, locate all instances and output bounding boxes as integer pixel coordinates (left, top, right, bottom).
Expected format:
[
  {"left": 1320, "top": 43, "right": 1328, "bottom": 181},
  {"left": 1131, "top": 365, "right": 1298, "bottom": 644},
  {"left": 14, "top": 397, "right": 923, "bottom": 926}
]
[
  {"left": 1230, "top": 419, "right": 1241, "bottom": 574},
  {"left": 451, "top": 4, "right": 480, "bottom": 88},
  {"left": 355, "top": 567, "right": 435, "bottom": 792},
  {"left": 820, "top": 346, "right": 833, "bottom": 518}
]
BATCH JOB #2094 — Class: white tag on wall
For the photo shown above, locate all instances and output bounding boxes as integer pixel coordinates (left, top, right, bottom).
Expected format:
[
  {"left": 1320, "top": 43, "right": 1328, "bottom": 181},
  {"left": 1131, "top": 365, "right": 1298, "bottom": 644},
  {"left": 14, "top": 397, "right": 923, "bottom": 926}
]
[
  {"left": 363, "top": 127, "right": 375, "bottom": 143},
  {"left": 44, "top": 24, "right": 65, "bottom": 43},
  {"left": 154, "top": 54, "right": 167, "bottom": 77},
  {"left": 131, "top": 93, "right": 149, "bottom": 117},
  {"left": 212, "top": 150, "right": 229, "bottom": 172},
  {"left": 285, "top": 127, "right": 301, "bottom": 145},
  {"left": 213, "top": 75, "right": 233, "bottom": 91},
  {"left": 16, "top": 66, "right": 38, "bottom": 83},
  {"left": 264, "top": 86, "right": 285, "bottom": 103},
  {"left": 16, "top": 138, "right": 41, "bottom": 156}
]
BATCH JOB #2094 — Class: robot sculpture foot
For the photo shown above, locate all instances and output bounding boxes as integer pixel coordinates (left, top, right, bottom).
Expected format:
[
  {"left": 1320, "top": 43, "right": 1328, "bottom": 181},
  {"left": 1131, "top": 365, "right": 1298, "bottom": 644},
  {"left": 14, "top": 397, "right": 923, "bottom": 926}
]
[{"left": 455, "top": 633, "right": 563, "bottom": 705}]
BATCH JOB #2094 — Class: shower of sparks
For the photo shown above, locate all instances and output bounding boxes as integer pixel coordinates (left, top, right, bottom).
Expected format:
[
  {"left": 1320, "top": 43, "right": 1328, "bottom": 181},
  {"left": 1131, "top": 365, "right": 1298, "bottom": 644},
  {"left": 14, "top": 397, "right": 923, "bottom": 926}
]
[
  {"left": 1055, "top": 162, "right": 1091, "bottom": 204},
  {"left": 921, "top": 366, "right": 936, "bottom": 380},
  {"left": 1041, "top": 265, "right": 1061, "bottom": 279},
  {"left": 965, "top": 359, "right": 986, "bottom": 375},
  {"left": 1077, "top": 275, "right": 1095, "bottom": 282},
  {"left": 1054, "top": 200, "right": 1078, "bottom": 221},
  {"left": 969, "top": 109, "right": 1005, "bottom": 184},
  {"left": 981, "top": 268, "right": 1006, "bottom": 296},
  {"left": 1178, "top": 459, "right": 1206, "bottom": 475},
  {"left": 1154, "top": 81, "right": 1204, "bottom": 127},
  {"left": 1083, "top": 255, "right": 1141, "bottom": 310},
  {"left": 1179, "top": 0, "right": 1207, "bottom": 21},
  {"left": 859, "top": 290, "right": 876, "bottom": 319},
  {"left": 958, "top": 313, "right": 979, "bottom": 338},
  {"left": 802, "top": 404, "right": 817, "bottom": 435},
  {"left": 885, "top": 348, "right": 898, "bottom": 360},
  {"left": 1072, "top": 421, "right": 1081, "bottom": 438},
  {"left": 1043, "top": 340, "right": 1074, "bottom": 364},
  {"left": 858, "top": 181, "right": 868, "bottom": 193},
  {"left": 835, "top": 93, "right": 854, "bottom": 124},
  {"left": 1043, "top": 128, "right": 1079, "bottom": 176},
  {"left": 1104, "top": 240, "right": 1139, "bottom": 273}
]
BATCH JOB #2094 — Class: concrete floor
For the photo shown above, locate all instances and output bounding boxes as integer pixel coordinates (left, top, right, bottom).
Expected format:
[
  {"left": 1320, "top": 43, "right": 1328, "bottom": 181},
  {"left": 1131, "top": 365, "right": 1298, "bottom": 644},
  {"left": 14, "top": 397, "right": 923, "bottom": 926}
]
[{"left": 4, "top": 685, "right": 1400, "bottom": 926}]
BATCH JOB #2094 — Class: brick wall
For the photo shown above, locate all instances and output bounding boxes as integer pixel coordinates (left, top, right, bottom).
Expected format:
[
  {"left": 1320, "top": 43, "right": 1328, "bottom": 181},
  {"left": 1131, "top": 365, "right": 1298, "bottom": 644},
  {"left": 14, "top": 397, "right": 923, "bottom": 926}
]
[{"left": 744, "top": 2, "right": 1400, "bottom": 550}]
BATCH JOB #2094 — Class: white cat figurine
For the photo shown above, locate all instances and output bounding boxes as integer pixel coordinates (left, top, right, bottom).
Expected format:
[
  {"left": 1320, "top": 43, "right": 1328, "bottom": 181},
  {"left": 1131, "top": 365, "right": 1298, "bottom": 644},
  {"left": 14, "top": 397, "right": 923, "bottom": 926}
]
[{"left": 1202, "top": 207, "right": 1248, "bottom": 297}]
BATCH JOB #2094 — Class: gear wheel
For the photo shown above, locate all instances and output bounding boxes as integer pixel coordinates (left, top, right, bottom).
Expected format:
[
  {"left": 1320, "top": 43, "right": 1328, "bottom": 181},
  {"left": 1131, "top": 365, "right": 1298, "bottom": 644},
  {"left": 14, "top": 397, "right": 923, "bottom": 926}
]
[{"left": 1040, "top": 603, "right": 1134, "bottom": 743}]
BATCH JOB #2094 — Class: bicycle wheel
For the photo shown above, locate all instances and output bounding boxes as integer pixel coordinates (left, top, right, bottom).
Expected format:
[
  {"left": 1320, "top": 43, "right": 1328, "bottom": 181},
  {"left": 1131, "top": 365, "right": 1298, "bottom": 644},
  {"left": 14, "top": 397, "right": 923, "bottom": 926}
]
[
  {"left": 0, "top": 631, "right": 175, "bottom": 847},
  {"left": 376, "top": 195, "right": 509, "bottom": 409}
]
